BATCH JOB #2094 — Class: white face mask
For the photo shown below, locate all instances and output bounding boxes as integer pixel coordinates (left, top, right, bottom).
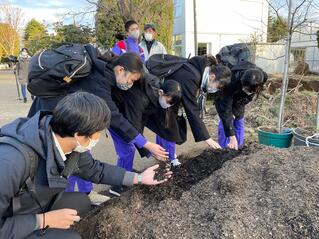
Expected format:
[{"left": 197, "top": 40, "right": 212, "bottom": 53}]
[
  {"left": 74, "top": 137, "right": 99, "bottom": 153},
  {"left": 116, "top": 81, "right": 133, "bottom": 91},
  {"left": 144, "top": 33, "right": 153, "bottom": 41},
  {"left": 130, "top": 30, "right": 140, "bottom": 39},
  {"left": 206, "top": 73, "right": 220, "bottom": 94},
  {"left": 159, "top": 96, "right": 171, "bottom": 109},
  {"left": 116, "top": 71, "right": 134, "bottom": 91},
  {"left": 207, "top": 87, "right": 219, "bottom": 93},
  {"left": 21, "top": 51, "right": 28, "bottom": 57}
]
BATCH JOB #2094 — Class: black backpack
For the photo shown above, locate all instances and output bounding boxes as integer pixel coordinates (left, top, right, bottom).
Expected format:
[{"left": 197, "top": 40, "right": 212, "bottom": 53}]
[
  {"left": 145, "top": 54, "right": 190, "bottom": 80},
  {"left": 28, "top": 44, "right": 92, "bottom": 97},
  {"left": 216, "top": 43, "right": 251, "bottom": 69},
  {"left": 0, "top": 135, "right": 39, "bottom": 214}
]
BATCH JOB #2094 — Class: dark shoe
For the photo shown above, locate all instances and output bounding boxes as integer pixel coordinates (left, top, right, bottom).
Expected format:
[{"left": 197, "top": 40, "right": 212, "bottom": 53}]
[
  {"left": 109, "top": 186, "right": 129, "bottom": 197},
  {"left": 23, "top": 98, "right": 27, "bottom": 103}
]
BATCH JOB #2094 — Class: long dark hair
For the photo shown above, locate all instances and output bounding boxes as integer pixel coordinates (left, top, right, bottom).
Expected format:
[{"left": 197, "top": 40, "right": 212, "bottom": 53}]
[
  {"left": 160, "top": 80, "right": 182, "bottom": 129},
  {"left": 241, "top": 68, "right": 267, "bottom": 97},
  {"left": 161, "top": 80, "right": 182, "bottom": 106}
]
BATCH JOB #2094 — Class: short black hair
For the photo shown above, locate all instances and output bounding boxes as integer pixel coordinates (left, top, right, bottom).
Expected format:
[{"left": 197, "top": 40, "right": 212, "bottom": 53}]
[
  {"left": 114, "top": 52, "right": 144, "bottom": 75},
  {"left": 205, "top": 55, "right": 218, "bottom": 67},
  {"left": 125, "top": 20, "right": 138, "bottom": 32},
  {"left": 20, "top": 48, "right": 30, "bottom": 54},
  {"left": 162, "top": 80, "right": 182, "bottom": 105},
  {"left": 144, "top": 23, "right": 156, "bottom": 31},
  {"left": 210, "top": 65, "right": 232, "bottom": 88},
  {"left": 50, "top": 92, "right": 111, "bottom": 137}
]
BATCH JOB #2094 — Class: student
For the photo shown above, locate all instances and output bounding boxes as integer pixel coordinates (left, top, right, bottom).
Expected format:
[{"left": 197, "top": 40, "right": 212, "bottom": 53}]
[
  {"left": 0, "top": 92, "right": 171, "bottom": 239},
  {"left": 139, "top": 23, "right": 167, "bottom": 61},
  {"left": 145, "top": 80, "right": 183, "bottom": 166},
  {"left": 213, "top": 61, "right": 268, "bottom": 149},
  {"left": 108, "top": 74, "right": 182, "bottom": 196},
  {"left": 147, "top": 55, "right": 231, "bottom": 149},
  {"left": 111, "top": 76, "right": 183, "bottom": 172},
  {"left": 16, "top": 48, "right": 31, "bottom": 103},
  {"left": 28, "top": 46, "right": 168, "bottom": 198},
  {"left": 139, "top": 24, "right": 176, "bottom": 163},
  {"left": 112, "top": 20, "right": 145, "bottom": 62}
]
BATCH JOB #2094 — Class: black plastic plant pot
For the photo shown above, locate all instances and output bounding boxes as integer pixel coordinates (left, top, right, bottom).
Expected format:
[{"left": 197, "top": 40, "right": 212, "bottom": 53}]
[{"left": 292, "top": 128, "right": 319, "bottom": 148}]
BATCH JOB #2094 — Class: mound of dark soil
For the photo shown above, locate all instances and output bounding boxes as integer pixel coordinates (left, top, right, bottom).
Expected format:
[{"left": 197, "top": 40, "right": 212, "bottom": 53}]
[{"left": 75, "top": 145, "right": 319, "bottom": 239}]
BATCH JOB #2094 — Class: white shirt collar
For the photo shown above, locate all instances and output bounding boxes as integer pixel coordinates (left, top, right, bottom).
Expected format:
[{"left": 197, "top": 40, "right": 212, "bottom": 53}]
[{"left": 52, "top": 132, "right": 67, "bottom": 161}]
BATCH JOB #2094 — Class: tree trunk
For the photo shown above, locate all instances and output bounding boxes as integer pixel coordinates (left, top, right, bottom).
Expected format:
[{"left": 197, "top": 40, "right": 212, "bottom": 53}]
[{"left": 277, "top": 0, "right": 292, "bottom": 132}]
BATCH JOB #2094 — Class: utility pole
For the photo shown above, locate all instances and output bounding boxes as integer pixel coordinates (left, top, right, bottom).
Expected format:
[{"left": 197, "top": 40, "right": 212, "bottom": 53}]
[
  {"left": 316, "top": 93, "right": 319, "bottom": 132},
  {"left": 193, "top": 0, "right": 198, "bottom": 56},
  {"left": 317, "top": 30, "right": 319, "bottom": 133},
  {"left": 277, "top": 0, "right": 292, "bottom": 132}
]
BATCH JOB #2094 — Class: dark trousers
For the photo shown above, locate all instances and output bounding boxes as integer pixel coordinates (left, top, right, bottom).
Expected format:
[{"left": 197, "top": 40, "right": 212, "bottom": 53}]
[{"left": 25, "top": 192, "right": 91, "bottom": 239}]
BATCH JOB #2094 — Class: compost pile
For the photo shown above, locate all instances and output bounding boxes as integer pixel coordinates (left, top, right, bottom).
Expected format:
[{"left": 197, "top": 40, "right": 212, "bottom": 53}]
[{"left": 75, "top": 144, "right": 319, "bottom": 239}]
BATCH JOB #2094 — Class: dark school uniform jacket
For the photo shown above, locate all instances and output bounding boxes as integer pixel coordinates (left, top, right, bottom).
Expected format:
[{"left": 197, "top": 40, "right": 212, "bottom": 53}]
[
  {"left": 28, "top": 44, "right": 143, "bottom": 145},
  {"left": 214, "top": 61, "right": 268, "bottom": 137}
]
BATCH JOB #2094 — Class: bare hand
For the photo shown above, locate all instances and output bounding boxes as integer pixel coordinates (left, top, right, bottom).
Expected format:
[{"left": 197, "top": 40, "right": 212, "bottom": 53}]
[
  {"left": 37, "top": 209, "right": 80, "bottom": 229},
  {"left": 228, "top": 136, "right": 238, "bottom": 150},
  {"left": 144, "top": 141, "right": 169, "bottom": 160},
  {"left": 205, "top": 138, "right": 222, "bottom": 149},
  {"left": 135, "top": 164, "right": 172, "bottom": 185}
]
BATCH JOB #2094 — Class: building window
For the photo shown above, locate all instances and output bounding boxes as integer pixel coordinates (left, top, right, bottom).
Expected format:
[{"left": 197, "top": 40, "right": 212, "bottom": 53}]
[
  {"left": 198, "top": 43, "right": 208, "bottom": 56},
  {"left": 173, "top": 34, "right": 183, "bottom": 56},
  {"left": 174, "top": 0, "right": 182, "bottom": 18},
  {"left": 174, "top": 35, "right": 182, "bottom": 45},
  {"left": 291, "top": 48, "right": 306, "bottom": 62},
  {"left": 173, "top": 46, "right": 182, "bottom": 56}
]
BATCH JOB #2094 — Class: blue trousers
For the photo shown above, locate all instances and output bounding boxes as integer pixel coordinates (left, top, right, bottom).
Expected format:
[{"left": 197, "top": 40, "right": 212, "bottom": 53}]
[
  {"left": 218, "top": 118, "right": 245, "bottom": 148},
  {"left": 110, "top": 129, "right": 177, "bottom": 171},
  {"left": 156, "top": 135, "right": 176, "bottom": 160},
  {"left": 65, "top": 176, "right": 93, "bottom": 193},
  {"left": 110, "top": 129, "right": 136, "bottom": 171},
  {"left": 21, "top": 84, "right": 27, "bottom": 99}
]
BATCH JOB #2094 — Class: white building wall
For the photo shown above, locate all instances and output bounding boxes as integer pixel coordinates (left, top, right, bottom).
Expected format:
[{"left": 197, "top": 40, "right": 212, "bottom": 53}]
[
  {"left": 252, "top": 44, "right": 286, "bottom": 74},
  {"left": 290, "top": 24, "right": 319, "bottom": 73},
  {"left": 173, "top": 0, "right": 269, "bottom": 57},
  {"left": 305, "top": 47, "right": 319, "bottom": 72}
]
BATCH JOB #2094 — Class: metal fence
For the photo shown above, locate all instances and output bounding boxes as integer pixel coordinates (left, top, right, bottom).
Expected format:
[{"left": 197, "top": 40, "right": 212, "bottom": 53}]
[
  {"left": 249, "top": 34, "right": 319, "bottom": 74},
  {"left": 249, "top": 41, "right": 319, "bottom": 74}
]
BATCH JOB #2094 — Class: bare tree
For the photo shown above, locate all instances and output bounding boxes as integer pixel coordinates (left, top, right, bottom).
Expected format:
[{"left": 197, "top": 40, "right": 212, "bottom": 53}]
[
  {"left": 0, "top": 0, "right": 24, "bottom": 34},
  {"left": 266, "top": 0, "right": 319, "bottom": 131}
]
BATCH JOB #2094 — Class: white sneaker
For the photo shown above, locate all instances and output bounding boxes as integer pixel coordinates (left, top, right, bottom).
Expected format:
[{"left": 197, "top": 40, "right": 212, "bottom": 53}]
[
  {"left": 171, "top": 158, "right": 181, "bottom": 166},
  {"left": 89, "top": 191, "right": 111, "bottom": 206}
]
